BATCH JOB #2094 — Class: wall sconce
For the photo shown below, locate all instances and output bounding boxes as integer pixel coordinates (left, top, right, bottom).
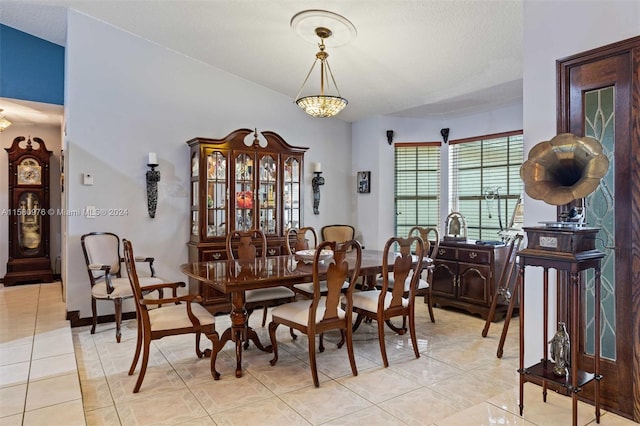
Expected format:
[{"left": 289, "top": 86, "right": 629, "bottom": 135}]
[
  {"left": 440, "top": 128, "right": 450, "bottom": 144},
  {"left": 311, "top": 162, "right": 324, "bottom": 215},
  {"left": 386, "top": 130, "right": 394, "bottom": 145},
  {"left": 146, "top": 152, "right": 160, "bottom": 218}
]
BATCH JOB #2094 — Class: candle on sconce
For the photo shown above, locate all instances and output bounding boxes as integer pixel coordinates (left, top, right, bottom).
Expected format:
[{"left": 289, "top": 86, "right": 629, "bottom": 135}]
[
  {"left": 148, "top": 152, "right": 158, "bottom": 165},
  {"left": 314, "top": 162, "right": 322, "bottom": 173}
]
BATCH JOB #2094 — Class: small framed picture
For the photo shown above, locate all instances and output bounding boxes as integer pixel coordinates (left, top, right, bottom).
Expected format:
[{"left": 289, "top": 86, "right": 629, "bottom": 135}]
[{"left": 357, "top": 171, "right": 370, "bottom": 193}]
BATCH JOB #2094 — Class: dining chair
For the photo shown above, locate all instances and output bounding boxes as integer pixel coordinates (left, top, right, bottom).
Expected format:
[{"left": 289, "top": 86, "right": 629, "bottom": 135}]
[
  {"left": 320, "top": 224, "right": 355, "bottom": 243},
  {"left": 226, "top": 229, "right": 295, "bottom": 346},
  {"left": 375, "top": 226, "right": 439, "bottom": 323},
  {"left": 123, "top": 239, "right": 219, "bottom": 392},
  {"left": 286, "top": 227, "right": 350, "bottom": 299},
  {"left": 352, "top": 235, "right": 425, "bottom": 367},
  {"left": 80, "top": 232, "right": 164, "bottom": 342},
  {"left": 268, "top": 239, "right": 362, "bottom": 387}
]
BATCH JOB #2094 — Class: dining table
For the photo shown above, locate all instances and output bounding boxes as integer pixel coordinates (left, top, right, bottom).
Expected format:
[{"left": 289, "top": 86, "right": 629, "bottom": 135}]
[{"left": 181, "top": 249, "right": 432, "bottom": 379}]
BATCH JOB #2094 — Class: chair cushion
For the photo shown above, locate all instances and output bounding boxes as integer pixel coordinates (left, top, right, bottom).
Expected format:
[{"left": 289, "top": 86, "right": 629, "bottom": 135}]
[
  {"left": 148, "top": 302, "right": 215, "bottom": 331},
  {"left": 271, "top": 297, "right": 345, "bottom": 326},
  {"left": 352, "top": 289, "right": 408, "bottom": 313},
  {"left": 91, "top": 276, "right": 162, "bottom": 299},
  {"left": 293, "top": 280, "right": 350, "bottom": 294},
  {"left": 376, "top": 274, "right": 429, "bottom": 292},
  {"left": 246, "top": 286, "right": 295, "bottom": 303}
]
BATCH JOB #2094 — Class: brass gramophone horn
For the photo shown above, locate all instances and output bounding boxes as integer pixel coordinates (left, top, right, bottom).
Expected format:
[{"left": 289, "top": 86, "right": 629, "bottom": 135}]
[{"left": 520, "top": 133, "right": 609, "bottom": 206}]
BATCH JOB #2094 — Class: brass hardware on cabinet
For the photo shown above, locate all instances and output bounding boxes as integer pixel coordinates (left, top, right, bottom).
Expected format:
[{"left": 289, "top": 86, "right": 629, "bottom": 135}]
[
  {"left": 268, "top": 248, "right": 276, "bottom": 256},
  {"left": 439, "top": 249, "right": 446, "bottom": 256},
  {"left": 212, "top": 253, "right": 221, "bottom": 260},
  {"left": 470, "top": 252, "right": 477, "bottom": 259}
]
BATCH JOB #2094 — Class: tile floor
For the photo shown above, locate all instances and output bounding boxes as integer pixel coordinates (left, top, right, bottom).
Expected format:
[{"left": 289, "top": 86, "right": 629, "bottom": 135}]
[{"left": 0, "top": 282, "right": 637, "bottom": 425}]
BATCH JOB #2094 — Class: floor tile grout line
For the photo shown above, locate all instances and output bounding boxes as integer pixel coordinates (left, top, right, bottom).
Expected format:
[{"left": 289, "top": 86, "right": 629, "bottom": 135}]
[{"left": 20, "top": 283, "right": 41, "bottom": 419}]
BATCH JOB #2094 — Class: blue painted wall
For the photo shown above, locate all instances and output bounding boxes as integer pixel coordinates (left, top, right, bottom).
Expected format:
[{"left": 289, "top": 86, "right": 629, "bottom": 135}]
[{"left": 0, "top": 24, "right": 64, "bottom": 105}]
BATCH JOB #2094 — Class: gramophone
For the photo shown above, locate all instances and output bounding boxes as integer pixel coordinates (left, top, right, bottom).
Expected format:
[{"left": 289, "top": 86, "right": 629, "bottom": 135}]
[{"left": 519, "top": 133, "right": 609, "bottom": 258}]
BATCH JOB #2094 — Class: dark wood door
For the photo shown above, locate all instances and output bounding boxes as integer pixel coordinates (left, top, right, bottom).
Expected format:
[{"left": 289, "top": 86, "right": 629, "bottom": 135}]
[
  {"left": 458, "top": 263, "right": 490, "bottom": 305},
  {"left": 431, "top": 261, "right": 457, "bottom": 298},
  {"left": 557, "top": 35, "right": 640, "bottom": 421}
]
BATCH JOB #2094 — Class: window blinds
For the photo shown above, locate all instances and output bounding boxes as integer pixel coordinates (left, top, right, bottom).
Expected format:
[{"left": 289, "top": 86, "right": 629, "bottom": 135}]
[
  {"left": 449, "top": 132, "right": 523, "bottom": 240},
  {"left": 394, "top": 143, "right": 441, "bottom": 237}
]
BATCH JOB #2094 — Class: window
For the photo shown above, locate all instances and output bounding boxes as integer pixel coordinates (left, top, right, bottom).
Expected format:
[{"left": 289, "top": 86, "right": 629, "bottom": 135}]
[
  {"left": 394, "top": 143, "right": 441, "bottom": 237},
  {"left": 449, "top": 131, "right": 523, "bottom": 240}
]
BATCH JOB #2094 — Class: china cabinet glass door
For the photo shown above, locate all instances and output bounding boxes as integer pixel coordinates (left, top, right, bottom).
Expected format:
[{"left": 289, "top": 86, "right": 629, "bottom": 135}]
[
  {"left": 206, "top": 150, "right": 227, "bottom": 237},
  {"left": 259, "top": 154, "right": 278, "bottom": 235},
  {"left": 235, "top": 153, "right": 254, "bottom": 231},
  {"left": 283, "top": 157, "right": 300, "bottom": 230},
  {"left": 191, "top": 152, "right": 199, "bottom": 237}
]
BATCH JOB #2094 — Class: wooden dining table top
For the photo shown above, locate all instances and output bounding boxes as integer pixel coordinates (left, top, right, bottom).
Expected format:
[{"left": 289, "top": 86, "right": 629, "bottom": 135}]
[{"left": 181, "top": 249, "right": 432, "bottom": 294}]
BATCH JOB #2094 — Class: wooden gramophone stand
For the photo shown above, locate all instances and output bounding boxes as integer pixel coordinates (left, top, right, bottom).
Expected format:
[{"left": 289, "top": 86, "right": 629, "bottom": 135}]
[{"left": 517, "top": 227, "right": 603, "bottom": 426}]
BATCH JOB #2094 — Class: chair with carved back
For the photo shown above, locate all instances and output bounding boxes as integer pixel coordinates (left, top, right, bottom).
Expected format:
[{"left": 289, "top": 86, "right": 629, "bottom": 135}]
[
  {"left": 353, "top": 235, "right": 425, "bottom": 367},
  {"left": 123, "top": 239, "right": 219, "bottom": 393},
  {"left": 80, "top": 232, "right": 164, "bottom": 342},
  {"left": 226, "top": 229, "right": 296, "bottom": 348},
  {"left": 268, "top": 239, "right": 362, "bottom": 387},
  {"left": 287, "top": 227, "right": 350, "bottom": 299},
  {"left": 375, "top": 226, "right": 439, "bottom": 323}
]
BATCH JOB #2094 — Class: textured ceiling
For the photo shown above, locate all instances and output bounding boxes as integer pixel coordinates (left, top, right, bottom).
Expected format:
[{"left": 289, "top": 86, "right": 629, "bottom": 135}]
[{"left": 0, "top": 0, "right": 523, "bottom": 124}]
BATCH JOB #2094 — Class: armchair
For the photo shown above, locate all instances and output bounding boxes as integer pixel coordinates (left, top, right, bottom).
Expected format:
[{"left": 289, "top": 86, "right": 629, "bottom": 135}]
[
  {"left": 320, "top": 224, "right": 355, "bottom": 244},
  {"left": 81, "top": 232, "right": 163, "bottom": 342},
  {"left": 122, "top": 239, "right": 219, "bottom": 392}
]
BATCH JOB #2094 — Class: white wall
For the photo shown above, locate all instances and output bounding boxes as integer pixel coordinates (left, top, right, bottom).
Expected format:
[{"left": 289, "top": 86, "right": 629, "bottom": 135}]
[
  {"left": 352, "top": 102, "right": 523, "bottom": 251},
  {"left": 0, "top": 123, "right": 62, "bottom": 279},
  {"left": 62, "top": 10, "right": 352, "bottom": 318},
  {"left": 522, "top": 0, "right": 639, "bottom": 366}
]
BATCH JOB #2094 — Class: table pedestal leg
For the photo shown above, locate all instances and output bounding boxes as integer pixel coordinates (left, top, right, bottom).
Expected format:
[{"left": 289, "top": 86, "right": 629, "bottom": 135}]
[{"left": 229, "top": 291, "right": 273, "bottom": 378}]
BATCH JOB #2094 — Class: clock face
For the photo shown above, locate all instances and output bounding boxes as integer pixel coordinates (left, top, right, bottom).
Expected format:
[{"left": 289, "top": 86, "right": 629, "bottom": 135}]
[{"left": 17, "top": 159, "right": 42, "bottom": 185}]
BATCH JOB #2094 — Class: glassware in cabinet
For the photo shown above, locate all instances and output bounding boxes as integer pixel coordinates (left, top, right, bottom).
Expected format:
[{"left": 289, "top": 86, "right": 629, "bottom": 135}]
[
  {"left": 206, "top": 150, "right": 227, "bottom": 237},
  {"left": 283, "top": 157, "right": 301, "bottom": 230},
  {"left": 259, "top": 154, "right": 278, "bottom": 235},
  {"left": 235, "top": 153, "right": 254, "bottom": 231}
]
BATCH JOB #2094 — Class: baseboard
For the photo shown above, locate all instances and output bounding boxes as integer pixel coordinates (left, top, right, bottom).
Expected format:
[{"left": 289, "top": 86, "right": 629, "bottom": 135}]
[{"left": 66, "top": 310, "right": 137, "bottom": 328}]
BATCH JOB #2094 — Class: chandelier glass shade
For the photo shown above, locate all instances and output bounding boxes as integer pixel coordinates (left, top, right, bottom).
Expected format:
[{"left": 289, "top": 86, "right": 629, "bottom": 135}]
[
  {"left": 296, "top": 95, "right": 347, "bottom": 118},
  {"left": 295, "top": 27, "right": 347, "bottom": 118},
  {"left": 0, "top": 109, "right": 12, "bottom": 132}
]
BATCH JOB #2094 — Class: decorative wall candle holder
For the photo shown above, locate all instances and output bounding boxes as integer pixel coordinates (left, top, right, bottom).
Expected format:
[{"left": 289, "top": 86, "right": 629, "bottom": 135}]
[
  {"left": 146, "top": 152, "right": 160, "bottom": 218},
  {"left": 312, "top": 162, "right": 324, "bottom": 215}
]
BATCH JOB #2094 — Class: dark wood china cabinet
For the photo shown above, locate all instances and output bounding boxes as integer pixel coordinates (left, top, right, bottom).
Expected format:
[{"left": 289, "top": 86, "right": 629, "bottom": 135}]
[{"left": 186, "top": 128, "right": 307, "bottom": 313}]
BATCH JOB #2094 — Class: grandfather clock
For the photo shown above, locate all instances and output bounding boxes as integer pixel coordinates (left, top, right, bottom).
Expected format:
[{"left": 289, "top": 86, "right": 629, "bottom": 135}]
[{"left": 3, "top": 136, "right": 53, "bottom": 286}]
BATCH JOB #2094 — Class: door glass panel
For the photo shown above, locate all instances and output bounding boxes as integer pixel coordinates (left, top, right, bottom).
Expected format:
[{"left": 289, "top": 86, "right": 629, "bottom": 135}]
[
  {"left": 584, "top": 86, "right": 616, "bottom": 360},
  {"left": 259, "top": 155, "right": 277, "bottom": 235},
  {"left": 17, "top": 192, "right": 42, "bottom": 255},
  {"left": 206, "top": 150, "right": 227, "bottom": 237},
  {"left": 283, "top": 157, "right": 300, "bottom": 230},
  {"left": 235, "top": 153, "right": 253, "bottom": 231}
]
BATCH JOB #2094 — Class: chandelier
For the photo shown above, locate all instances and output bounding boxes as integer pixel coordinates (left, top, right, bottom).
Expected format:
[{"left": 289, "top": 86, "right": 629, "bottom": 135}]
[
  {"left": 294, "top": 27, "right": 348, "bottom": 118},
  {"left": 0, "top": 109, "right": 12, "bottom": 132}
]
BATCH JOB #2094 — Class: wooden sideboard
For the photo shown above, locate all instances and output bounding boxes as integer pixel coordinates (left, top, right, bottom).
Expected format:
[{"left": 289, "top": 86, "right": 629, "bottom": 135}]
[{"left": 431, "top": 239, "right": 509, "bottom": 320}]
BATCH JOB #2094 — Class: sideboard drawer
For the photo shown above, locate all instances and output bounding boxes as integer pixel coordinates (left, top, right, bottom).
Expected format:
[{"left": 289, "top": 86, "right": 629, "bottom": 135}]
[
  {"left": 458, "top": 248, "right": 490, "bottom": 264},
  {"left": 436, "top": 247, "right": 457, "bottom": 261}
]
